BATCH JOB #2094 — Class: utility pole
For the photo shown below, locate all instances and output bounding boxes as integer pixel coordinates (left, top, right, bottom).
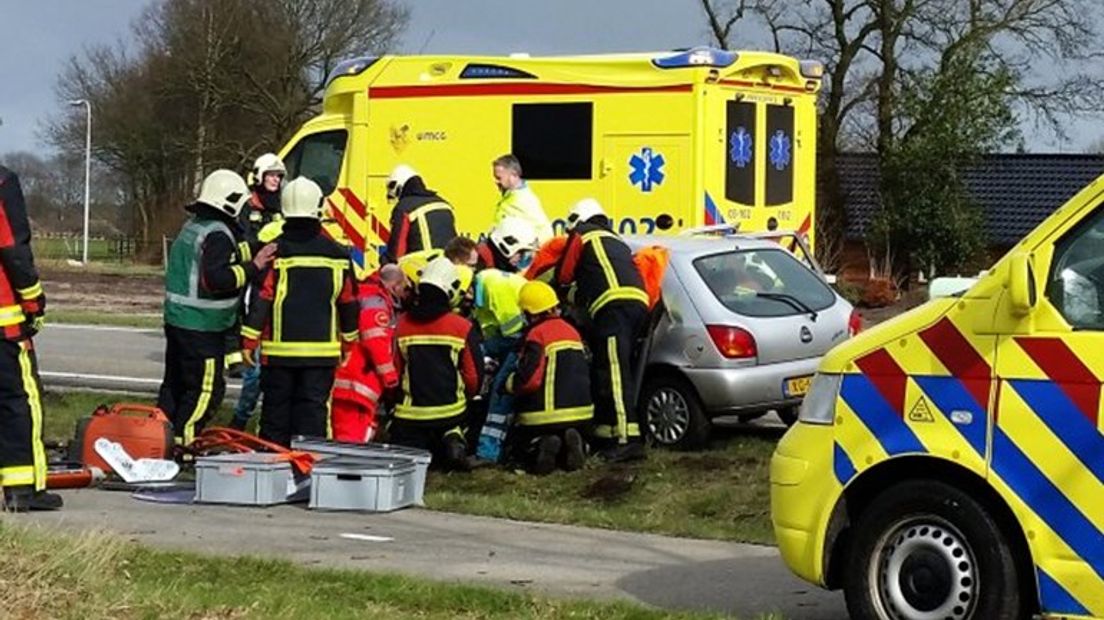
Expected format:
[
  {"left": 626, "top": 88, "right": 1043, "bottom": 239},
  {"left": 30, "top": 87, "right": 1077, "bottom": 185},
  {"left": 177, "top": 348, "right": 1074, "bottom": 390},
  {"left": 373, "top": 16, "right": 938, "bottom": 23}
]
[{"left": 68, "top": 99, "right": 92, "bottom": 264}]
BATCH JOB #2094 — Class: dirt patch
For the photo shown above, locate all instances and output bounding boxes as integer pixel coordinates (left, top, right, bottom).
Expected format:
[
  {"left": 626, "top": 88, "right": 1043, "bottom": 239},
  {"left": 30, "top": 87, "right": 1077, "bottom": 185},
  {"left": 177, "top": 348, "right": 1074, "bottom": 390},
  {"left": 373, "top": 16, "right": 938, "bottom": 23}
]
[
  {"left": 580, "top": 469, "right": 637, "bottom": 502},
  {"left": 40, "top": 266, "right": 162, "bottom": 315}
]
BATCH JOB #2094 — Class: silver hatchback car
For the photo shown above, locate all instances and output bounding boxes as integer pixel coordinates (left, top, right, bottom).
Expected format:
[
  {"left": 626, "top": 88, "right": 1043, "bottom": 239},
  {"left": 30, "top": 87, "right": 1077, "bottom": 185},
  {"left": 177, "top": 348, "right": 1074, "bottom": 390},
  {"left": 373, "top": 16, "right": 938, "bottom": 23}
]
[{"left": 626, "top": 232, "right": 859, "bottom": 448}]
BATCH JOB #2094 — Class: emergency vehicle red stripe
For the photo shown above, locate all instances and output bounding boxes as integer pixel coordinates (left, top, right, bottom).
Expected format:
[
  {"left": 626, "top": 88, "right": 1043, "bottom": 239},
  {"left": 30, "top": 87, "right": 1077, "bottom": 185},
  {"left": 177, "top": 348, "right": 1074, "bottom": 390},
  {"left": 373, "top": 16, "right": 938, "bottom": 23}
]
[
  {"left": 1015, "top": 337, "right": 1100, "bottom": 425},
  {"left": 855, "top": 348, "right": 908, "bottom": 416},
  {"left": 338, "top": 188, "right": 367, "bottom": 219},
  {"left": 369, "top": 82, "right": 693, "bottom": 99},
  {"left": 918, "top": 318, "right": 991, "bottom": 410},
  {"left": 327, "top": 198, "right": 366, "bottom": 248},
  {"left": 797, "top": 214, "right": 811, "bottom": 237}
]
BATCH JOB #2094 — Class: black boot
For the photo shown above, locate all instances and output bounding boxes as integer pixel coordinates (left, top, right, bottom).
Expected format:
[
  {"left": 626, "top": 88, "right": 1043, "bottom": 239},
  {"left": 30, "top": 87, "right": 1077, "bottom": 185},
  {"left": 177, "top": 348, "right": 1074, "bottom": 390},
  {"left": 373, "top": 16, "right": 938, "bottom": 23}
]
[
  {"left": 561, "top": 428, "right": 587, "bottom": 472},
  {"left": 2, "top": 486, "right": 64, "bottom": 512},
  {"left": 598, "top": 440, "right": 646, "bottom": 464},
  {"left": 532, "top": 435, "right": 562, "bottom": 475},
  {"left": 444, "top": 435, "right": 471, "bottom": 472}
]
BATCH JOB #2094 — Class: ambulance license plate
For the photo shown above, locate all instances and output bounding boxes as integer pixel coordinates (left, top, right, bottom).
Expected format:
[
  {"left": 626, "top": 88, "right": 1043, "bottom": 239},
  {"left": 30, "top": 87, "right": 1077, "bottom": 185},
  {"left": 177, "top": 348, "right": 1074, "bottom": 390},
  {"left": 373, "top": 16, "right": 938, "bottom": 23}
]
[{"left": 784, "top": 375, "right": 813, "bottom": 397}]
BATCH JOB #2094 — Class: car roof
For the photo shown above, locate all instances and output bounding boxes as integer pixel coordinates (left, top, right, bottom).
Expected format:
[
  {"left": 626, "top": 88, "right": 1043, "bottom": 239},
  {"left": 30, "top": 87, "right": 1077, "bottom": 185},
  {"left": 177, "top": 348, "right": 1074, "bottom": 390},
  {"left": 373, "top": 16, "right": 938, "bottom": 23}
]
[{"left": 623, "top": 234, "right": 782, "bottom": 256}]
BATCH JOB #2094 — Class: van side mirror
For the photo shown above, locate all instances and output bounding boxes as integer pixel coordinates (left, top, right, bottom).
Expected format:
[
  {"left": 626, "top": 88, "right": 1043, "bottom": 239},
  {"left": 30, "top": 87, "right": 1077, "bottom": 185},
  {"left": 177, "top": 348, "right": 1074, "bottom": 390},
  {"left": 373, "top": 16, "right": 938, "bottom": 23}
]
[{"left": 1007, "top": 252, "right": 1037, "bottom": 317}]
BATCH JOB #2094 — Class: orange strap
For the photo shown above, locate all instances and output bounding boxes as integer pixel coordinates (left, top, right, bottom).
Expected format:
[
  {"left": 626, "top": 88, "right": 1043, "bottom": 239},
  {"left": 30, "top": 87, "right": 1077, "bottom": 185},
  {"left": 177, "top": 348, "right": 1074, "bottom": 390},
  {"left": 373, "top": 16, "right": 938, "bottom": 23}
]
[{"left": 186, "top": 427, "right": 317, "bottom": 475}]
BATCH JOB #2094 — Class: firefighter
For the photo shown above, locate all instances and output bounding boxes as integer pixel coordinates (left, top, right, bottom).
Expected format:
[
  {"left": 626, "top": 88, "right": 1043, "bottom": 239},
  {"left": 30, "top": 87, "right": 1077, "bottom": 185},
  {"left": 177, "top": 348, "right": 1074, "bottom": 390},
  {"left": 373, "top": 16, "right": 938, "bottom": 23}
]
[
  {"left": 492, "top": 154, "right": 553, "bottom": 244},
  {"left": 331, "top": 263, "right": 407, "bottom": 443},
  {"left": 159, "top": 170, "right": 276, "bottom": 447},
  {"left": 228, "top": 153, "right": 286, "bottom": 430},
  {"left": 472, "top": 216, "right": 536, "bottom": 462},
  {"left": 555, "top": 198, "right": 649, "bottom": 463},
  {"left": 505, "top": 280, "right": 592, "bottom": 475},
  {"left": 390, "top": 257, "right": 483, "bottom": 470},
  {"left": 241, "top": 177, "right": 358, "bottom": 447},
  {"left": 0, "top": 166, "right": 59, "bottom": 512},
  {"left": 384, "top": 165, "right": 458, "bottom": 263}
]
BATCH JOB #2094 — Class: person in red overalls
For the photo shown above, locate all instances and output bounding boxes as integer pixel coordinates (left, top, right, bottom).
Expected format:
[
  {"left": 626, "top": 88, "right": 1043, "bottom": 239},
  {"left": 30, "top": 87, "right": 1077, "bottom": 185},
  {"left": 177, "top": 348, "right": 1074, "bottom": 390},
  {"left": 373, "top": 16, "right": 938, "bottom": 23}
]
[{"left": 331, "top": 263, "right": 408, "bottom": 442}]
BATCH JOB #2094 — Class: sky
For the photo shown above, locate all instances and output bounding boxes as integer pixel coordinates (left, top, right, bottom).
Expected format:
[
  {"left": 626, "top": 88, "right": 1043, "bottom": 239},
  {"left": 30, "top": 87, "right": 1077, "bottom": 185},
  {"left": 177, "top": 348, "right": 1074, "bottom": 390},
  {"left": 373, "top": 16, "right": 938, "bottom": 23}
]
[{"left": 0, "top": 0, "right": 1096, "bottom": 157}]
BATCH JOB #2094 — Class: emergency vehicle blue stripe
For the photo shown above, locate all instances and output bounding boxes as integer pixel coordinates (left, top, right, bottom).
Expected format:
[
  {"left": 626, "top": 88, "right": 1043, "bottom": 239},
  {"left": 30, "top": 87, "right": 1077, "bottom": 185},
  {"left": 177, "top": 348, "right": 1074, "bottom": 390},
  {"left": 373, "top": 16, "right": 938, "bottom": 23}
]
[
  {"left": 993, "top": 428, "right": 1104, "bottom": 582},
  {"left": 913, "top": 375, "right": 987, "bottom": 457},
  {"left": 840, "top": 374, "right": 926, "bottom": 456},
  {"left": 833, "top": 442, "right": 856, "bottom": 485},
  {"left": 1036, "top": 566, "right": 1090, "bottom": 616},
  {"left": 1010, "top": 379, "right": 1104, "bottom": 487}
]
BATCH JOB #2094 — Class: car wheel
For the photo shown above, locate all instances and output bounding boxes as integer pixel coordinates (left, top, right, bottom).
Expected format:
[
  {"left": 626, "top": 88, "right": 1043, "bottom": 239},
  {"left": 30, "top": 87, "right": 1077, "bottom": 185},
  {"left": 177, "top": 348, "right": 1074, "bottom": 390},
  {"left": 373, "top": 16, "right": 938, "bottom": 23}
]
[
  {"left": 777, "top": 406, "right": 799, "bottom": 427},
  {"left": 844, "top": 480, "right": 1026, "bottom": 620},
  {"left": 640, "top": 375, "right": 710, "bottom": 449}
]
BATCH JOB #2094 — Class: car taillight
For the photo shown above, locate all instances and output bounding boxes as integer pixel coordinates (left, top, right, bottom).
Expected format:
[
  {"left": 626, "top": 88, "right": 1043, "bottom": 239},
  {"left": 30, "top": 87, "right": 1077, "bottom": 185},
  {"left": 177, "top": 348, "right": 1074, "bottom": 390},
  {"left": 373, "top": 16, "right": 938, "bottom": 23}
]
[
  {"left": 706, "top": 325, "right": 757, "bottom": 358},
  {"left": 849, "top": 310, "right": 863, "bottom": 336}
]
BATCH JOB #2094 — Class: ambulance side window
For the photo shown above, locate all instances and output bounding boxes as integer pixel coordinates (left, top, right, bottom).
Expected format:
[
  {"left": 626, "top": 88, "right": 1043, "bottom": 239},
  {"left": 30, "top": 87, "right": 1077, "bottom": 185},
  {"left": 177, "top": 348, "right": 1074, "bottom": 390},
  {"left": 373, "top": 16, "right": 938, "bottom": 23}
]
[
  {"left": 511, "top": 103, "right": 593, "bottom": 179},
  {"left": 1046, "top": 206, "right": 1104, "bottom": 329},
  {"left": 284, "top": 130, "right": 348, "bottom": 196}
]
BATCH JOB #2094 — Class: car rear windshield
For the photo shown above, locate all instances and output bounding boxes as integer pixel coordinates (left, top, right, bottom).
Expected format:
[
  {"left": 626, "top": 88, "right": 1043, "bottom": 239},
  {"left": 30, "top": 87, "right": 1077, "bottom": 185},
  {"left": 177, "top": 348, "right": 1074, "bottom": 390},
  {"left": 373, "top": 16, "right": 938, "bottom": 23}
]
[{"left": 693, "top": 248, "right": 837, "bottom": 317}]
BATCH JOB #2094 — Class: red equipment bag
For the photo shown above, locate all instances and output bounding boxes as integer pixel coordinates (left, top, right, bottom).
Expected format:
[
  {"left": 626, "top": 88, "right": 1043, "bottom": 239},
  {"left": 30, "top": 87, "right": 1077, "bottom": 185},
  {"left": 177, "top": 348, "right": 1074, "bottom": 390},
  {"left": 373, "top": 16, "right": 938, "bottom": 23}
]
[{"left": 69, "top": 403, "right": 174, "bottom": 474}]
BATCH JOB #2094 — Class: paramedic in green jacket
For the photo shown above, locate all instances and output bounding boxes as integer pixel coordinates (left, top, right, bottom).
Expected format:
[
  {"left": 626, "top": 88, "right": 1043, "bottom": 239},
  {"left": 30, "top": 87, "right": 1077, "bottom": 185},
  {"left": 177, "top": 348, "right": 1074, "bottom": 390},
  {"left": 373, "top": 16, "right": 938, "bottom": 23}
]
[{"left": 157, "top": 170, "right": 276, "bottom": 447}]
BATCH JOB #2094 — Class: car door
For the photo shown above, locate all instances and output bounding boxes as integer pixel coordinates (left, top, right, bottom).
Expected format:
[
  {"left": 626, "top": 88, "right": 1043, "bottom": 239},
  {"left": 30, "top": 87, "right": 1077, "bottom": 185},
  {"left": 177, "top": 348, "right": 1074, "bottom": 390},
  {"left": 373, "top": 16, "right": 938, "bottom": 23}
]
[{"left": 991, "top": 205, "right": 1104, "bottom": 616}]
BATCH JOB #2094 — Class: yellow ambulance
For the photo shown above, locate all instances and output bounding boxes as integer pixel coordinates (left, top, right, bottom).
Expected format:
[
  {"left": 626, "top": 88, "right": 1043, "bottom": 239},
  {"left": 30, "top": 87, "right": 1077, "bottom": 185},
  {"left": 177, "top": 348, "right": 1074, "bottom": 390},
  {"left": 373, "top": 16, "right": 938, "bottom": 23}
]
[
  {"left": 276, "top": 47, "right": 821, "bottom": 272},
  {"left": 771, "top": 177, "right": 1104, "bottom": 618}
]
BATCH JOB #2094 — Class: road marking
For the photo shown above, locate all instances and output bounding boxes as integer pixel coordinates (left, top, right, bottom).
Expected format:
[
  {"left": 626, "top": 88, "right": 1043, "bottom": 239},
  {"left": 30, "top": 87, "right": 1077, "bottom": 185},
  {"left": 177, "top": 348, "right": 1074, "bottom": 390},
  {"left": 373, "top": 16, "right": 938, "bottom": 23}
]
[
  {"left": 47, "top": 323, "right": 161, "bottom": 334},
  {"left": 41, "top": 371, "right": 162, "bottom": 385},
  {"left": 339, "top": 533, "right": 394, "bottom": 543}
]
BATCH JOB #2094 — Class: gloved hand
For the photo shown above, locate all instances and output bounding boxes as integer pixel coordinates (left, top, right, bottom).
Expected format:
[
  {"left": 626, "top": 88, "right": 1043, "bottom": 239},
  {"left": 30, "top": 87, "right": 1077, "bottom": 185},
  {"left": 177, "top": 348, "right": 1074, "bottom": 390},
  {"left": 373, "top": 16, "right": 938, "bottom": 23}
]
[{"left": 25, "top": 313, "right": 45, "bottom": 337}]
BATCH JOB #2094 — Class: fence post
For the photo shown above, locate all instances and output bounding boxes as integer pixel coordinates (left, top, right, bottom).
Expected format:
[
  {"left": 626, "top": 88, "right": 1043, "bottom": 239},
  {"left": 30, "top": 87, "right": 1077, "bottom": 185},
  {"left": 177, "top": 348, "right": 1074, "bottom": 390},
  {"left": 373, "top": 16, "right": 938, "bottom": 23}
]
[{"left": 162, "top": 235, "right": 169, "bottom": 270}]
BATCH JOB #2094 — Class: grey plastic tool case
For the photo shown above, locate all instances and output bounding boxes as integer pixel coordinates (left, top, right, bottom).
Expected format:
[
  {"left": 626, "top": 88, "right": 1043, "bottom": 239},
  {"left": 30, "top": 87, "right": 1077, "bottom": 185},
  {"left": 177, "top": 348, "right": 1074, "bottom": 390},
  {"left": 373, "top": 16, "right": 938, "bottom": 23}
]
[
  {"left": 309, "top": 457, "right": 417, "bottom": 512},
  {"left": 194, "top": 452, "right": 310, "bottom": 506},
  {"left": 291, "top": 437, "right": 431, "bottom": 505}
]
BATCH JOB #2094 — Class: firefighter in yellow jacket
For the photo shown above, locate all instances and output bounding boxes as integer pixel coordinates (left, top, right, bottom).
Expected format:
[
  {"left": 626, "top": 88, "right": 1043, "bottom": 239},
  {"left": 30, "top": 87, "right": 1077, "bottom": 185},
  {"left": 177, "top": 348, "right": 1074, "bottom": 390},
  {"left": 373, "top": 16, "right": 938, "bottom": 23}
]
[
  {"left": 505, "top": 280, "right": 592, "bottom": 475},
  {"left": 242, "top": 177, "right": 358, "bottom": 447}
]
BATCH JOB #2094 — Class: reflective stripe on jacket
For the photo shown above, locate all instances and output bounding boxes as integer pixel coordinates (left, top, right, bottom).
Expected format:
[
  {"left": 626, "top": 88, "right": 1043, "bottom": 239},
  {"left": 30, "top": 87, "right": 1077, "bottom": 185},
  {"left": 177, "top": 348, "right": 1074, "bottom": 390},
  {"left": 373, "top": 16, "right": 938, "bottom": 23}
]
[{"left": 508, "top": 316, "right": 593, "bottom": 427}]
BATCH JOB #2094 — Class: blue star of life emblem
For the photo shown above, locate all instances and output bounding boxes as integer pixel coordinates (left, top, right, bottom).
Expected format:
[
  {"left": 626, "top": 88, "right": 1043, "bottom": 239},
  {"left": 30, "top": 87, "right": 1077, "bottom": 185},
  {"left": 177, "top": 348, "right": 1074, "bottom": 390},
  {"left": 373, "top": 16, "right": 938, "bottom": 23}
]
[
  {"left": 629, "top": 147, "right": 666, "bottom": 192},
  {"left": 769, "top": 130, "right": 792, "bottom": 171},
  {"left": 730, "top": 127, "right": 753, "bottom": 168}
]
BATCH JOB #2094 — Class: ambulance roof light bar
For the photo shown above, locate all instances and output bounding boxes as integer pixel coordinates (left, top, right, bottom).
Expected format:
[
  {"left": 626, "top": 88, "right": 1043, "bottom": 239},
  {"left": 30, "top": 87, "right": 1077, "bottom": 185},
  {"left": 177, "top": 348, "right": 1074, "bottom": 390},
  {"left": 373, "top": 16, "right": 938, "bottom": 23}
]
[
  {"left": 653, "top": 47, "right": 739, "bottom": 69},
  {"left": 325, "top": 56, "right": 380, "bottom": 87}
]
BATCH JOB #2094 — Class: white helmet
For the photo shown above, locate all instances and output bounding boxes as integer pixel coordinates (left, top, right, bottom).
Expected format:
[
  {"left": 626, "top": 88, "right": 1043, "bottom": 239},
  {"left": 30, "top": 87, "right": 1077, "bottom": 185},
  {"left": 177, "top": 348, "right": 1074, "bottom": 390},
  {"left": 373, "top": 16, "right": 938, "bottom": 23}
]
[
  {"left": 566, "top": 198, "right": 606, "bottom": 231},
  {"left": 490, "top": 216, "right": 537, "bottom": 258},
  {"left": 420, "top": 256, "right": 461, "bottom": 297},
  {"left": 251, "top": 153, "right": 286, "bottom": 186},
  {"left": 387, "top": 164, "right": 418, "bottom": 202},
  {"left": 281, "top": 177, "right": 324, "bottom": 219},
  {"left": 197, "top": 169, "right": 250, "bottom": 218}
]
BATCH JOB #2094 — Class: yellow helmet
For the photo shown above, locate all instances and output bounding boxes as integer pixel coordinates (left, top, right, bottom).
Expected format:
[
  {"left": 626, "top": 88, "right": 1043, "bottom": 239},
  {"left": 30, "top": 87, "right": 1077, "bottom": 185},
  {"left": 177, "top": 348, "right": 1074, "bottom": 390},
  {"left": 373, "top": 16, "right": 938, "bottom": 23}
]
[{"left": 518, "top": 280, "right": 558, "bottom": 315}]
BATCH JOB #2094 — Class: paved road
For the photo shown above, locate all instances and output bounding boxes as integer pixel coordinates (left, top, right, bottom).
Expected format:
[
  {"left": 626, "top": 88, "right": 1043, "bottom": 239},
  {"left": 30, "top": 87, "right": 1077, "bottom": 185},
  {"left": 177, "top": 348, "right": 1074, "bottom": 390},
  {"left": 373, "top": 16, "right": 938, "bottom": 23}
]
[
  {"left": 14, "top": 490, "right": 846, "bottom": 619},
  {"left": 30, "top": 323, "right": 848, "bottom": 618},
  {"left": 37, "top": 323, "right": 240, "bottom": 395}
]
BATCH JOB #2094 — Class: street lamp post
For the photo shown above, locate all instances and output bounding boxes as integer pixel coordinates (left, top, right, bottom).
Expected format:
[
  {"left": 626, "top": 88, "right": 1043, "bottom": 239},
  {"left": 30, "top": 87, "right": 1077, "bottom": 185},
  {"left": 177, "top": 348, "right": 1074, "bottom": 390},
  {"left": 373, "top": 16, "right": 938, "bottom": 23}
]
[{"left": 68, "top": 99, "right": 91, "bottom": 265}]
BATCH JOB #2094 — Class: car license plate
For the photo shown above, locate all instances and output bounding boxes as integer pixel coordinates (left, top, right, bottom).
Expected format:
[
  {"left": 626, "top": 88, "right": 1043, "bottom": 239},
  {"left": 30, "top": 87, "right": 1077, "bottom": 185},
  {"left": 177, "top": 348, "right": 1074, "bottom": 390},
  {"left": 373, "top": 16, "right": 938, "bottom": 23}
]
[{"left": 784, "top": 375, "right": 813, "bottom": 397}]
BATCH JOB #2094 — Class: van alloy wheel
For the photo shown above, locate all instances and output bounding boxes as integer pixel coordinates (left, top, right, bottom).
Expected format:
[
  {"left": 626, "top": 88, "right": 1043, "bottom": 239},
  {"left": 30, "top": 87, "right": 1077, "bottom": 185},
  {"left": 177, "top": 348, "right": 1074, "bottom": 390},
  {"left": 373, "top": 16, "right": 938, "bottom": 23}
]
[
  {"left": 871, "top": 517, "right": 977, "bottom": 620},
  {"left": 645, "top": 387, "right": 691, "bottom": 445}
]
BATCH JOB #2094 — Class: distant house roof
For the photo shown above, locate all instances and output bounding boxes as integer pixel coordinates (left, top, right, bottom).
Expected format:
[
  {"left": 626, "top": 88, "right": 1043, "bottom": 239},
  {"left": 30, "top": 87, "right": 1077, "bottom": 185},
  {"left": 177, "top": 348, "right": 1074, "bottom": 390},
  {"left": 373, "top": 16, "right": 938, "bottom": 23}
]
[{"left": 836, "top": 153, "right": 1104, "bottom": 245}]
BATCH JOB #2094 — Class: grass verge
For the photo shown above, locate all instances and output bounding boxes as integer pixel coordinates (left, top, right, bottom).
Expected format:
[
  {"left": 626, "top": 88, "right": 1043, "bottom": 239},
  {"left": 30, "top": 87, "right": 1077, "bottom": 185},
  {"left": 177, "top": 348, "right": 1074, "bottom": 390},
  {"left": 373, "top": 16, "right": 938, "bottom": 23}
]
[
  {"left": 37, "top": 258, "right": 164, "bottom": 277},
  {"left": 0, "top": 524, "right": 723, "bottom": 619},
  {"left": 40, "top": 389, "right": 777, "bottom": 545},
  {"left": 47, "top": 310, "right": 162, "bottom": 329}
]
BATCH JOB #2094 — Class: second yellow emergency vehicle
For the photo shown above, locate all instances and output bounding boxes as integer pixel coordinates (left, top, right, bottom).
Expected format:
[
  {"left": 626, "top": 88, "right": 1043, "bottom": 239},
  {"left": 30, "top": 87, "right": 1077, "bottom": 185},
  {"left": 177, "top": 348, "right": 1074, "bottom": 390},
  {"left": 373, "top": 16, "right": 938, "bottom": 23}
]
[
  {"left": 772, "top": 176, "right": 1104, "bottom": 619},
  {"left": 276, "top": 47, "right": 822, "bottom": 272}
]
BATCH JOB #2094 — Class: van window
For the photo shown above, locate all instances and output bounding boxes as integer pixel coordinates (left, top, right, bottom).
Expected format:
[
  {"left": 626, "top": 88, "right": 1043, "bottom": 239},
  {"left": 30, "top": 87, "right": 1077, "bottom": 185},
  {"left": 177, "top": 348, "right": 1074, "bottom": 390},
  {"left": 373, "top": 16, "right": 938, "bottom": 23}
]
[
  {"left": 1046, "top": 206, "right": 1104, "bottom": 329},
  {"left": 694, "top": 248, "right": 836, "bottom": 318},
  {"left": 511, "top": 103, "right": 592, "bottom": 179},
  {"left": 284, "top": 130, "right": 348, "bottom": 195}
]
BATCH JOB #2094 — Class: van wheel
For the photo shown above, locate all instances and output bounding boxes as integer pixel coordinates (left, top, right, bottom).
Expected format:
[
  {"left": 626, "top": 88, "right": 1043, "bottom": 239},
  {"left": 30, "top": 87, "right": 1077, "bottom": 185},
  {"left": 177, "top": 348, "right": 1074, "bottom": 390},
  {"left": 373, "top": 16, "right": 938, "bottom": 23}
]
[
  {"left": 640, "top": 375, "right": 710, "bottom": 450},
  {"left": 844, "top": 480, "right": 1026, "bottom": 620},
  {"left": 777, "top": 406, "right": 799, "bottom": 427}
]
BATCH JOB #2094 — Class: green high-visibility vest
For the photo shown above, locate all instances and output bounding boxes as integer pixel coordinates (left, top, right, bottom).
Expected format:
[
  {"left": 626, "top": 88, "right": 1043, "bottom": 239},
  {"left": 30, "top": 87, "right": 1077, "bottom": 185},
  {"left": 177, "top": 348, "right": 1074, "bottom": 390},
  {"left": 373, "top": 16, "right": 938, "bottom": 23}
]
[{"left": 164, "top": 217, "right": 241, "bottom": 332}]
